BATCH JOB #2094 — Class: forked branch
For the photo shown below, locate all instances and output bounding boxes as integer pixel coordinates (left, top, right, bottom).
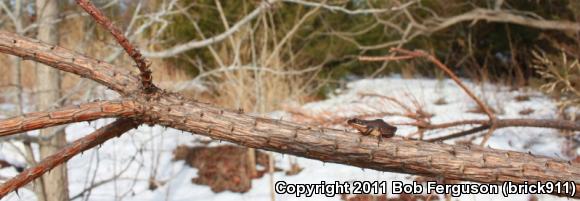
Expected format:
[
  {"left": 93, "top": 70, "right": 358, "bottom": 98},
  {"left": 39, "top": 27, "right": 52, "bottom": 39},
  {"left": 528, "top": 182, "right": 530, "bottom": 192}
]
[
  {"left": 0, "top": 119, "right": 138, "bottom": 197},
  {"left": 75, "top": 0, "right": 155, "bottom": 93}
]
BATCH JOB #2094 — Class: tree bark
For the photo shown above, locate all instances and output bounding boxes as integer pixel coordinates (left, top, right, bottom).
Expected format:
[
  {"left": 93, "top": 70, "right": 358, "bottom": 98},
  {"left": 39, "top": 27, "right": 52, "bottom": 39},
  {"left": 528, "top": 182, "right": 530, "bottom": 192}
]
[
  {"left": 35, "top": 0, "right": 69, "bottom": 200},
  {"left": 140, "top": 92, "right": 580, "bottom": 199}
]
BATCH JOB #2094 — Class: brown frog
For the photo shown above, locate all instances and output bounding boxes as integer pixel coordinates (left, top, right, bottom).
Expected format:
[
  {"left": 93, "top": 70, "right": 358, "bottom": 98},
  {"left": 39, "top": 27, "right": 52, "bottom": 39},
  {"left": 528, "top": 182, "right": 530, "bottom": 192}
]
[{"left": 347, "top": 118, "right": 397, "bottom": 141}]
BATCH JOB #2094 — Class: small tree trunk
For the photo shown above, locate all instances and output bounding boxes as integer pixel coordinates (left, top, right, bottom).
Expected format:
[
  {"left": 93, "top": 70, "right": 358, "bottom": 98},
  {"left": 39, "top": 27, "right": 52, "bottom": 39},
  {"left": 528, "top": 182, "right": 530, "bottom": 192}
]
[
  {"left": 7, "top": 1, "right": 48, "bottom": 200},
  {"left": 246, "top": 148, "right": 257, "bottom": 177},
  {"left": 35, "top": 0, "right": 69, "bottom": 201}
]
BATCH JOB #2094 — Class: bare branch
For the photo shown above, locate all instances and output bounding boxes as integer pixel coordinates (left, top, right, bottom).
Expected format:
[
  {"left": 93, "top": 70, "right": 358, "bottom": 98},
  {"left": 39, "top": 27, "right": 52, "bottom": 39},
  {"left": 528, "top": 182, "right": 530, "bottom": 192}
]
[
  {"left": 340, "top": 6, "right": 580, "bottom": 51},
  {"left": 0, "top": 31, "right": 140, "bottom": 96},
  {"left": 373, "top": 116, "right": 579, "bottom": 132},
  {"left": 140, "top": 1, "right": 272, "bottom": 58},
  {"left": 0, "top": 100, "right": 141, "bottom": 138},
  {"left": 281, "top": 0, "right": 391, "bottom": 15},
  {"left": 429, "top": 8, "right": 580, "bottom": 33},
  {"left": 142, "top": 92, "right": 580, "bottom": 198},
  {"left": 75, "top": 0, "right": 155, "bottom": 93},
  {"left": 0, "top": 118, "right": 138, "bottom": 198},
  {"left": 427, "top": 125, "right": 490, "bottom": 142}
]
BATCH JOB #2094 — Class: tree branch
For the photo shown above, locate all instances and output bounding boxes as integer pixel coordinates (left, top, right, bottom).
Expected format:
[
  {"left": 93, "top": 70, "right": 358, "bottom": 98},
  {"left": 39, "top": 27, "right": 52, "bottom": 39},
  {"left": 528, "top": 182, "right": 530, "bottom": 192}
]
[
  {"left": 411, "top": 118, "right": 580, "bottom": 132},
  {"left": 0, "top": 100, "right": 141, "bottom": 138},
  {"left": 281, "top": 0, "right": 391, "bottom": 15},
  {"left": 140, "top": 0, "right": 272, "bottom": 58},
  {"left": 0, "top": 119, "right": 138, "bottom": 198},
  {"left": 142, "top": 92, "right": 580, "bottom": 198},
  {"left": 75, "top": 0, "right": 155, "bottom": 93},
  {"left": 0, "top": 31, "right": 140, "bottom": 96},
  {"left": 429, "top": 8, "right": 580, "bottom": 33},
  {"left": 427, "top": 125, "right": 490, "bottom": 142}
]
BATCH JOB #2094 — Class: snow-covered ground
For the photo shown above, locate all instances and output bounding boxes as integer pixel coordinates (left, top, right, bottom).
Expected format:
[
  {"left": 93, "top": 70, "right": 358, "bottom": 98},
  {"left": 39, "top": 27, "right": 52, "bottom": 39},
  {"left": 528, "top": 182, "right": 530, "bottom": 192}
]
[{"left": 0, "top": 77, "right": 577, "bottom": 201}]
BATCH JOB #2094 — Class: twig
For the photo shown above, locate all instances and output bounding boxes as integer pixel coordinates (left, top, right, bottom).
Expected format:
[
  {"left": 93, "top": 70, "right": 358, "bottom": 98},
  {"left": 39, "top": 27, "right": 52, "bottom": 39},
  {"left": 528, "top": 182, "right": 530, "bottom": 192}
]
[
  {"left": 0, "top": 119, "right": 138, "bottom": 198},
  {"left": 426, "top": 125, "right": 490, "bottom": 142},
  {"left": 358, "top": 55, "right": 415, "bottom": 61},
  {"left": 75, "top": 0, "right": 155, "bottom": 93},
  {"left": 396, "top": 117, "right": 580, "bottom": 132},
  {"left": 141, "top": 0, "right": 273, "bottom": 58},
  {"left": 281, "top": 0, "right": 390, "bottom": 15}
]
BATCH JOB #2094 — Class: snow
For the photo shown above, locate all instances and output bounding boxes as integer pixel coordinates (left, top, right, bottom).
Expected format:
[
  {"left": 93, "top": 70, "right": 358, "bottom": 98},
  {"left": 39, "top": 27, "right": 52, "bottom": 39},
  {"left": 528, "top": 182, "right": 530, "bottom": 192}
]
[{"left": 0, "top": 77, "right": 576, "bottom": 201}]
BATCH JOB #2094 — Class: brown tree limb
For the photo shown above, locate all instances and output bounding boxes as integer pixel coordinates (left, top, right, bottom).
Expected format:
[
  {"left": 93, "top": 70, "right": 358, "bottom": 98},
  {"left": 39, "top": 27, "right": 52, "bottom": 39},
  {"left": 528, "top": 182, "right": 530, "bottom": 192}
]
[
  {"left": 0, "top": 31, "right": 140, "bottom": 96},
  {"left": 0, "top": 118, "right": 138, "bottom": 198},
  {"left": 411, "top": 119, "right": 580, "bottom": 131},
  {"left": 138, "top": 91, "right": 580, "bottom": 198},
  {"left": 429, "top": 8, "right": 580, "bottom": 33},
  {"left": 0, "top": 100, "right": 141, "bottom": 138},
  {"left": 75, "top": 0, "right": 155, "bottom": 93},
  {"left": 426, "top": 125, "right": 490, "bottom": 142}
]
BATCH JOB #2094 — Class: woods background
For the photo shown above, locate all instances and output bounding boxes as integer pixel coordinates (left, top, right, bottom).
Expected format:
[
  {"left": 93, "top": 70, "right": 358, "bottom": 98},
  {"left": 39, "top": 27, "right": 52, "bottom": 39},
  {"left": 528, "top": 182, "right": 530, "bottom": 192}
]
[{"left": 2, "top": 0, "right": 579, "bottom": 112}]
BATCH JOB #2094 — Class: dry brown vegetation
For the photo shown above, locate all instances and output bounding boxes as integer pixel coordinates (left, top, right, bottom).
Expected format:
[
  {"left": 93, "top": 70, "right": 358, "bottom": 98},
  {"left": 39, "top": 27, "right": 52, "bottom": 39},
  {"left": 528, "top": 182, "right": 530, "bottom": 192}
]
[{"left": 173, "top": 145, "right": 278, "bottom": 193}]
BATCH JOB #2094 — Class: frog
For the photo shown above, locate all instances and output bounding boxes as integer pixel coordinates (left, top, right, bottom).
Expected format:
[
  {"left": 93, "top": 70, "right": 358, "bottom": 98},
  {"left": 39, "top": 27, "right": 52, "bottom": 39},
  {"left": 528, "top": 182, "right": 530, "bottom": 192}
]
[{"left": 347, "top": 118, "right": 397, "bottom": 141}]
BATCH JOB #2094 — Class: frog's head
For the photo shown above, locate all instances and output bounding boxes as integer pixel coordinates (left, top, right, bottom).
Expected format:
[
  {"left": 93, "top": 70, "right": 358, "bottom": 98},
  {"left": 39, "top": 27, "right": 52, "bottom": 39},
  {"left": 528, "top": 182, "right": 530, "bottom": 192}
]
[
  {"left": 347, "top": 118, "right": 371, "bottom": 134},
  {"left": 347, "top": 118, "right": 369, "bottom": 129},
  {"left": 347, "top": 118, "right": 364, "bottom": 126}
]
